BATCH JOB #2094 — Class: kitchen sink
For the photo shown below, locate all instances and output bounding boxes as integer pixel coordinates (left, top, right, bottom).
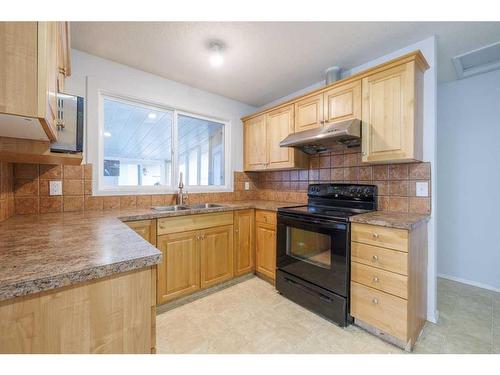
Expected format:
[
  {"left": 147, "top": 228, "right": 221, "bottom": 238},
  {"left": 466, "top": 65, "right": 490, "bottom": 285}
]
[
  {"left": 187, "top": 203, "right": 224, "bottom": 209},
  {"left": 151, "top": 205, "right": 190, "bottom": 212}
]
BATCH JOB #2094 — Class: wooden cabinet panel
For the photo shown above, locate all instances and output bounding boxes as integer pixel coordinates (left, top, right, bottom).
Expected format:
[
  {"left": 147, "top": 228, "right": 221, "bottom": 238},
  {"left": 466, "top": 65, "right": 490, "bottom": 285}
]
[
  {"left": 157, "top": 231, "right": 199, "bottom": 304},
  {"left": 351, "top": 262, "right": 408, "bottom": 299},
  {"left": 255, "top": 209, "right": 276, "bottom": 225},
  {"left": 125, "top": 219, "right": 157, "bottom": 246},
  {"left": 361, "top": 61, "right": 423, "bottom": 163},
  {"left": 157, "top": 212, "right": 233, "bottom": 235},
  {"left": 351, "top": 241, "right": 408, "bottom": 275},
  {"left": 234, "top": 210, "right": 255, "bottom": 276},
  {"left": 200, "top": 225, "right": 234, "bottom": 288},
  {"left": 267, "top": 105, "right": 294, "bottom": 168},
  {"left": 0, "top": 22, "right": 38, "bottom": 117},
  {"left": 256, "top": 221, "right": 276, "bottom": 281},
  {"left": 351, "top": 281, "right": 408, "bottom": 341},
  {"left": 352, "top": 223, "right": 408, "bottom": 252},
  {"left": 294, "top": 93, "right": 324, "bottom": 132},
  {"left": 244, "top": 114, "right": 267, "bottom": 170},
  {"left": 323, "top": 80, "right": 361, "bottom": 124}
]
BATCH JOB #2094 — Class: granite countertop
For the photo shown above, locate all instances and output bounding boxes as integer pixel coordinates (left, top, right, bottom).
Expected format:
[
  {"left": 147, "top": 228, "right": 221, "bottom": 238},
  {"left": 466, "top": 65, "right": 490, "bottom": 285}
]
[
  {"left": 350, "top": 211, "right": 430, "bottom": 230},
  {"left": 0, "top": 200, "right": 295, "bottom": 302}
]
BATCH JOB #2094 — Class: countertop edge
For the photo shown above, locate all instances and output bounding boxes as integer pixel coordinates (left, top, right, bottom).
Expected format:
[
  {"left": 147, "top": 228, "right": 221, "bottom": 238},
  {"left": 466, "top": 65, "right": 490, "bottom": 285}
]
[{"left": 349, "top": 212, "right": 431, "bottom": 230}]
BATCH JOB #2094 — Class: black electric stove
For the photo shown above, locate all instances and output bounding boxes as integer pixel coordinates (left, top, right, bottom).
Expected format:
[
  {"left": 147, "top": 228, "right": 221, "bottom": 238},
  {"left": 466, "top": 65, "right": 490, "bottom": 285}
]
[{"left": 275, "top": 183, "right": 377, "bottom": 327}]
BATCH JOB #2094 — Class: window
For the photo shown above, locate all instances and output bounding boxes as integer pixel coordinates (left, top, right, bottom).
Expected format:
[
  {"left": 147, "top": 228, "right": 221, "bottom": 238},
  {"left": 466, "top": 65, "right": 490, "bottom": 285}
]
[{"left": 99, "top": 94, "right": 229, "bottom": 193}]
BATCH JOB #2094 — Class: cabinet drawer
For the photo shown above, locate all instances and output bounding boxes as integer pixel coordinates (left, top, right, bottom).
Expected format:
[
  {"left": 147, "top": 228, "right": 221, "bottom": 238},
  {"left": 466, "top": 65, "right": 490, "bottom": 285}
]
[
  {"left": 351, "top": 242, "right": 407, "bottom": 275},
  {"left": 351, "top": 262, "right": 408, "bottom": 299},
  {"left": 157, "top": 212, "right": 233, "bottom": 235},
  {"left": 351, "top": 282, "right": 408, "bottom": 341},
  {"left": 352, "top": 223, "right": 408, "bottom": 252},
  {"left": 255, "top": 210, "right": 276, "bottom": 225}
]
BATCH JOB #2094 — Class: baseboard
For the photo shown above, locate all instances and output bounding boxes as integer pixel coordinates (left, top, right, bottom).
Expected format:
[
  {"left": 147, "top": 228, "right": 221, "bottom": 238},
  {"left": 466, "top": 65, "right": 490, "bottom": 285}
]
[{"left": 438, "top": 273, "right": 500, "bottom": 293}]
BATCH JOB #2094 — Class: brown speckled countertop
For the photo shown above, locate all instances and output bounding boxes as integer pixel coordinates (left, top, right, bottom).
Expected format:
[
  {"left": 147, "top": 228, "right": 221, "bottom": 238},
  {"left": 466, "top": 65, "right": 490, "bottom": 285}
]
[
  {"left": 350, "top": 211, "right": 430, "bottom": 230},
  {"left": 0, "top": 200, "right": 295, "bottom": 302}
]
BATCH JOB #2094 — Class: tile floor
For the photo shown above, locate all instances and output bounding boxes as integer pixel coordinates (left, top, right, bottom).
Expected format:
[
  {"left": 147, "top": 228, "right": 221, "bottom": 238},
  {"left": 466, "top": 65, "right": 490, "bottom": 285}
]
[{"left": 156, "top": 276, "right": 500, "bottom": 354}]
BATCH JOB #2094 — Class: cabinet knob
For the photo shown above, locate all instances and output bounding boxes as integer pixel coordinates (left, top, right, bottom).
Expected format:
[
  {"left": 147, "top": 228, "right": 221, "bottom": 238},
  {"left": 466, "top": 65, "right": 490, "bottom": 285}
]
[
  {"left": 235, "top": 229, "right": 239, "bottom": 233},
  {"left": 362, "top": 152, "right": 367, "bottom": 156},
  {"left": 372, "top": 276, "right": 379, "bottom": 283},
  {"left": 372, "top": 255, "right": 379, "bottom": 262},
  {"left": 372, "top": 232, "right": 379, "bottom": 238},
  {"left": 372, "top": 298, "right": 379, "bottom": 305}
]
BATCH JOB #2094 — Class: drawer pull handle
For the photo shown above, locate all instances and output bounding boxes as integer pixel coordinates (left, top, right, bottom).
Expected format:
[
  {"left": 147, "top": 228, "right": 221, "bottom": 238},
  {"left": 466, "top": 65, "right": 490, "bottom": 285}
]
[
  {"left": 372, "top": 298, "right": 379, "bottom": 305},
  {"left": 372, "top": 255, "right": 379, "bottom": 262},
  {"left": 372, "top": 232, "right": 379, "bottom": 238},
  {"left": 372, "top": 276, "right": 379, "bottom": 283}
]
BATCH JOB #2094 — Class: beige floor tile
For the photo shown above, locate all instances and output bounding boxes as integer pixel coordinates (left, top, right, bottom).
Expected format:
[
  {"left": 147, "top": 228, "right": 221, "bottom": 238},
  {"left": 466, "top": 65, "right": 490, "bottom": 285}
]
[{"left": 442, "top": 331, "right": 492, "bottom": 354}]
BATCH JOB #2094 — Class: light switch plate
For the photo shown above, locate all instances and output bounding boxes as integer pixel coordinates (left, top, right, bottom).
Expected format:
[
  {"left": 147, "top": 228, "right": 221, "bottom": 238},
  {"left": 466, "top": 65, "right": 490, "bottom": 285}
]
[
  {"left": 416, "top": 181, "right": 429, "bottom": 197},
  {"left": 244, "top": 182, "right": 250, "bottom": 190},
  {"left": 49, "top": 180, "right": 62, "bottom": 196}
]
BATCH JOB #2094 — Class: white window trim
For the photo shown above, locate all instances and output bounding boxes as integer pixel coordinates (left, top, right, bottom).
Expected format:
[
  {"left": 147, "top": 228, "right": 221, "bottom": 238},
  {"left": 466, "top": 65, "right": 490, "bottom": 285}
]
[{"left": 93, "top": 90, "right": 232, "bottom": 196}]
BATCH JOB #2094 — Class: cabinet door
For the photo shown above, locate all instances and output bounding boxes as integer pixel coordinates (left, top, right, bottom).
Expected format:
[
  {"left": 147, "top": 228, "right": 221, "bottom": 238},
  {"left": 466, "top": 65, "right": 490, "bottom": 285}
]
[
  {"left": 125, "top": 219, "right": 157, "bottom": 247},
  {"left": 294, "top": 93, "right": 324, "bottom": 132},
  {"left": 323, "top": 80, "right": 361, "bottom": 124},
  {"left": 57, "top": 22, "right": 71, "bottom": 92},
  {"left": 157, "top": 231, "right": 199, "bottom": 304},
  {"left": 244, "top": 115, "right": 267, "bottom": 171},
  {"left": 233, "top": 210, "right": 255, "bottom": 276},
  {"left": 256, "top": 222, "right": 276, "bottom": 281},
  {"left": 200, "top": 225, "right": 234, "bottom": 288},
  {"left": 361, "top": 62, "right": 419, "bottom": 163},
  {"left": 267, "top": 105, "right": 294, "bottom": 169}
]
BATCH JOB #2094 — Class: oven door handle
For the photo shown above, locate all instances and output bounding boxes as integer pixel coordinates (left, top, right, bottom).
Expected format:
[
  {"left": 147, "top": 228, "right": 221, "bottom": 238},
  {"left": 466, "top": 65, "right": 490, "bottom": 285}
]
[{"left": 278, "top": 213, "right": 347, "bottom": 230}]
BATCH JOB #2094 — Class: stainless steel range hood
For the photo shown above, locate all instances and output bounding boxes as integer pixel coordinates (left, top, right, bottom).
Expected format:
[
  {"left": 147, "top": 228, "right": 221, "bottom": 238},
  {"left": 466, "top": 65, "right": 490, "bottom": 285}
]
[{"left": 279, "top": 118, "right": 361, "bottom": 155}]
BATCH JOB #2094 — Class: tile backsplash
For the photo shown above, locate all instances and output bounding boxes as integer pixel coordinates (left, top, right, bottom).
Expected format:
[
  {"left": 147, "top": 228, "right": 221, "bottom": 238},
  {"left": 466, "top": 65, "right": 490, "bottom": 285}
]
[
  {"left": 9, "top": 147, "right": 430, "bottom": 216},
  {"left": 0, "top": 162, "right": 15, "bottom": 222}
]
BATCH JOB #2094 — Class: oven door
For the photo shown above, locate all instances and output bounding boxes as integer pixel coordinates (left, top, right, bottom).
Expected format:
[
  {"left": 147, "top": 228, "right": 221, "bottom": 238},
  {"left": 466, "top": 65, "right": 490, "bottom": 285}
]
[{"left": 276, "top": 212, "right": 350, "bottom": 297}]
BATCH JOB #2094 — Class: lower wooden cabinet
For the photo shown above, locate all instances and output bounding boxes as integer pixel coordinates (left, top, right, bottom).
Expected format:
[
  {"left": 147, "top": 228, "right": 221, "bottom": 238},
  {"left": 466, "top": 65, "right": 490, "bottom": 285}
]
[
  {"left": 125, "top": 219, "right": 157, "bottom": 246},
  {"left": 200, "top": 225, "right": 234, "bottom": 288},
  {"left": 233, "top": 209, "right": 255, "bottom": 276},
  {"left": 157, "top": 230, "right": 200, "bottom": 304},
  {"left": 255, "top": 210, "right": 277, "bottom": 281}
]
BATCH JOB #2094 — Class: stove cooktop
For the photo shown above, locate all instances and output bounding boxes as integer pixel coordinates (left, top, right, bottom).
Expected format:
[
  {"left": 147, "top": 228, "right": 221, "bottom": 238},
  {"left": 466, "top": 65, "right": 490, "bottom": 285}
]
[{"left": 278, "top": 205, "right": 370, "bottom": 222}]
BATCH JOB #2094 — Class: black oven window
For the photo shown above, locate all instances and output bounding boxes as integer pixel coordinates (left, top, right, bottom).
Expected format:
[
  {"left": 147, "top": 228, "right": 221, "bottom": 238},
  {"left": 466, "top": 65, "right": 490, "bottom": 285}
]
[{"left": 286, "top": 227, "right": 331, "bottom": 269}]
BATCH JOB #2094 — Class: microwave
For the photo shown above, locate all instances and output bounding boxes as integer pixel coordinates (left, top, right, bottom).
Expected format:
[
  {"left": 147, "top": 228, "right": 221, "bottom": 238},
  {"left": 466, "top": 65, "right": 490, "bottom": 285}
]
[{"left": 50, "top": 93, "right": 84, "bottom": 153}]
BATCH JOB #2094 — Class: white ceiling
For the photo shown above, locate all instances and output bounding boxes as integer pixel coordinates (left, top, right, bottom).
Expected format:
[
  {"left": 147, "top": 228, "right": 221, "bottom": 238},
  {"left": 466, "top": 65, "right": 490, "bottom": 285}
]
[{"left": 71, "top": 22, "right": 500, "bottom": 106}]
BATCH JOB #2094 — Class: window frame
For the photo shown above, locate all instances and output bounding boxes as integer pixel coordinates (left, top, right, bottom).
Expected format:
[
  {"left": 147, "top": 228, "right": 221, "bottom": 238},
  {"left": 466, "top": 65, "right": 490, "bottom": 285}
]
[{"left": 95, "top": 90, "right": 232, "bottom": 195}]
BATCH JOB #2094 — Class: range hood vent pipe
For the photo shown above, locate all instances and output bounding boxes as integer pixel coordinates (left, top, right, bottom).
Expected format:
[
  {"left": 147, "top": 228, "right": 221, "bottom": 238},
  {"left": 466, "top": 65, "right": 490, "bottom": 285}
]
[{"left": 325, "top": 66, "right": 342, "bottom": 85}]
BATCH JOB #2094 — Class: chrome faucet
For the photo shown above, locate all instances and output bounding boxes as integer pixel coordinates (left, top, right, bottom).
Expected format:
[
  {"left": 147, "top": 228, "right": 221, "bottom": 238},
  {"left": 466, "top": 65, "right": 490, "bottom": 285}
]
[{"left": 176, "top": 172, "right": 188, "bottom": 205}]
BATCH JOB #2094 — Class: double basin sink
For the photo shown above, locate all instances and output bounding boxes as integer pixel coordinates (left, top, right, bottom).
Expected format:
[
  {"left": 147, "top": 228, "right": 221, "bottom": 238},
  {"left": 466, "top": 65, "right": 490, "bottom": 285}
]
[{"left": 151, "top": 203, "right": 224, "bottom": 212}]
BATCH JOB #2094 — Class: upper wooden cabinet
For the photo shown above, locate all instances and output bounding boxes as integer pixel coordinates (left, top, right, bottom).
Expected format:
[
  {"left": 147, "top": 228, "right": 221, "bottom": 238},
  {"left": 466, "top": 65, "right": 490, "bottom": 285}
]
[
  {"left": 323, "top": 80, "right": 361, "bottom": 124},
  {"left": 243, "top": 105, "right": 308, "bottom": 171},
  {"left": 0, "top": 22, "right": 71, "bottom": 142},
  {"left": 294, "top": 93, "right": 324, "bottom": 132},
  {"left": 361, "top": 60, "right": 425, "bottom": 163},
  {"left": 242, "top": 51, "right": 429, "bottom": 166}
]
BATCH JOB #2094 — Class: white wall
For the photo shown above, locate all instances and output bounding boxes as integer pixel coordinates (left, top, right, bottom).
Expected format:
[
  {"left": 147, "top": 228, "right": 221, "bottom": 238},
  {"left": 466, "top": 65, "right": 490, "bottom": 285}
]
[
  {"left": 437, "top": 69, "right": 500, "bottom": 291},
  {"left": 258, "top": 37, "right": 438, "bottom": 322},
  {"left": 64, "top": 49, "right": 256, "bottom": 193}
]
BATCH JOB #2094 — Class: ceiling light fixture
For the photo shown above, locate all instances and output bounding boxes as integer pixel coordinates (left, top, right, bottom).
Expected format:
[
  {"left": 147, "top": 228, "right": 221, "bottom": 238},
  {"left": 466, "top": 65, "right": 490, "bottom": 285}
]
[
  {"left": 104, "top": 131, "right": 111, "bottom": 137},
  {"left": 148, "top": 113, "right": 157, "bottom": 120},
  {"left": 209, "top": 41, "right": 224, "bottom": 67}
]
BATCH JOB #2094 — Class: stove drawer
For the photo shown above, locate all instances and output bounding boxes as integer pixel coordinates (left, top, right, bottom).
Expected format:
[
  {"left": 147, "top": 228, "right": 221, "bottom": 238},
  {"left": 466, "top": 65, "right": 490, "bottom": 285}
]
[
  {"left": 351, "top": 242, "right": 408, "bottom": 275},
  {"left": 352, "top": 223, "right": 408, "bottom": 252},
  {"left": 351, "top": 281, "right": 408, "bottom": 341},
  {"left": 351, "top": 262, "right": 408, "bottom": 299}
]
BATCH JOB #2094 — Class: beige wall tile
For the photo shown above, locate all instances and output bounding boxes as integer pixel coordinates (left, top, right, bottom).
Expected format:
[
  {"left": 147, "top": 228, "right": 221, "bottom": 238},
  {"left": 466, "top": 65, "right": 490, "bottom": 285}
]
[
  {"left": 389, "top": 164, "right": 409, "bottom": 180},
  {"left": 40, "top": 197, "right": 63, "bottom": 213},
  {"left": 14, "top": 163, "right": 38, "bottom": 179},
  {"left": 84, "top": 196, "right": 104, "bottom": 211},
  {"left": 409, "top": 162, "right": 431, "bottom": 180},
  {"left": 409, "top": 197, "right": 431, "bottom": 214},
  {"left": 14, "top": 178, "right": 39, "bottom": 197},
  {"left": 63, "top": 165, "right": 84, "bottom": 180},
  {"left": 137, "top": 195, "right": 152, "bottom": 208},
  {"left": 39, "top": 164, "right": 62, "bottom": 179},
  {"left": 388, "top": 197, "right": 409, "bottom": 213},
  {"left": 15, "top": 197, "right": 39, "bottom": 215},
  {"left": 63, "top": 196, "right": 84, "bottom": 212},
  {"left": 63, "top": 180, "right": 84, "bottom": 196},
  {"left": 389, "top": 180, "right": 409, "bottom": 196},
  {"left": 120, "top": 195, "right": 137, "bottom": 209},
  {"left": 103, "top": 196, "right": 120, "bottom": 210},
  {"left": 84, "top": 164, "right": 93, "bottom": 180}
]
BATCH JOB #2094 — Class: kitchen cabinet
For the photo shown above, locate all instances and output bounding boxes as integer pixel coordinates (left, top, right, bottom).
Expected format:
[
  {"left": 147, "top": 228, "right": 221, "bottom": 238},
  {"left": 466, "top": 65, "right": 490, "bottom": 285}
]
[
  {"left": 243, "top": 106, "right": 308, "bottom": 171},
  {"left": 125, "top": 219, "right": 157, "bottom": 247},
  {"left": 157, "top": 230, "right": 200, "bottom": 304},
  {"left": 242, "top": 51, "right": 428, "bottom": 166},
  {"left": 200, "top": 225, "right": 234, "bottom": 288},
  {"left": 323, "top": 79, "right": 361, "bottom": 124},
  {"left": 361, "top": 59, "right": 427, "bottom": 163},
  {"left": 233, "top": 209, "right": 255, "bottom": 276},
  {"left": 255, "top": 210, "right": 277, "bottom": 281},
  {"left": 294, "top": 93, "right": 324, "bottom": 132},
  {"left": 350, "top": 222, "right": 428, "bottom": 351}
]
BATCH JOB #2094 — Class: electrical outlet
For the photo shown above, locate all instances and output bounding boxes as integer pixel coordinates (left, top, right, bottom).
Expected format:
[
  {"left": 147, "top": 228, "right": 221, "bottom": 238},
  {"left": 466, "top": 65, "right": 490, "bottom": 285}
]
[
  {"left": 49, "top": 180, "right": 62, "bottom": 196},
  {"left": 416, "top": 181, "right": 429, "bottom": 197},
  {"left": 244, "top": 182, "right": 250, "bottom": 190}
]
